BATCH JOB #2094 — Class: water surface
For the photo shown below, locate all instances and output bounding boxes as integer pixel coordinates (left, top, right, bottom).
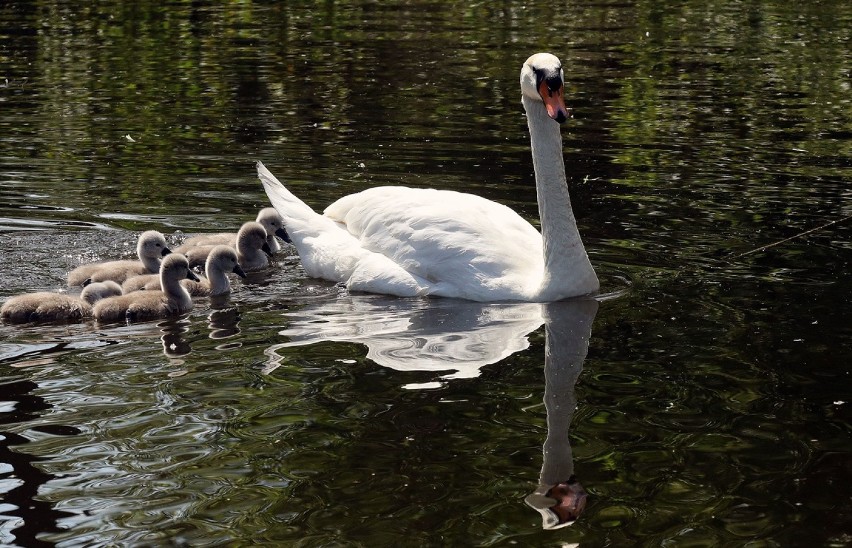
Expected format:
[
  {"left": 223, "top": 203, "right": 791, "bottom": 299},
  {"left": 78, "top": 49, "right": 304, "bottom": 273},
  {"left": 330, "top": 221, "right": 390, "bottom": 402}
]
[{"left": 1, "top": 0, "right": 850, "bottom": 546}]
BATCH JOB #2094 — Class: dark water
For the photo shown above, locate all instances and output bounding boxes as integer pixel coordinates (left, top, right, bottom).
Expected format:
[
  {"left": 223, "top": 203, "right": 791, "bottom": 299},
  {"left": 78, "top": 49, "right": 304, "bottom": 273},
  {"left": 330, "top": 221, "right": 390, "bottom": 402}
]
[{"left": 1, "top": 0, "right": 850, "bottom": 545}]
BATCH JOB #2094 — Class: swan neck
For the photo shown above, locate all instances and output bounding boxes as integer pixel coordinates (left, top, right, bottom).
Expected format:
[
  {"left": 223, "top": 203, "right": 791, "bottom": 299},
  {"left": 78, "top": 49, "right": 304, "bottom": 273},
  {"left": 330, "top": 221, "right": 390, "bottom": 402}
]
[
  {"left": 524, "top": 95, "right": 598, "bottom": 297},
  {"left": 141, "top": 255, "right": 161, "bottom": 273},
  {"left": 539, "top": 300, "right": 597, "bottom": 484},
  {"left": 207, "top": 269, "right": 230, "bottom": 293},
  {"left": 162, "top": 272, "right": 192, "bottom": 306}
]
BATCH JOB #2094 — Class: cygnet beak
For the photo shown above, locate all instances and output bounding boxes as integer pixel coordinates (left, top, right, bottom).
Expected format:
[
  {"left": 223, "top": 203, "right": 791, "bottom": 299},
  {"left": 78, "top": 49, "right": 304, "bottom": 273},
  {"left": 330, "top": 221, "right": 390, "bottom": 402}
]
[
  {"left": 261, "top": 242, "right": 273, "bottom": 257},
  {"left": 162, "top": 247, "right": 172, "bottom": 257},
  {"left": 232, "top": 264, "right": 247, "bottom": 278},
  {"left": 275, "top": 227, "right": 292, "bottom": 244},
  {"left": 185, "top": 269, "right": 200, "bottom": 282}
]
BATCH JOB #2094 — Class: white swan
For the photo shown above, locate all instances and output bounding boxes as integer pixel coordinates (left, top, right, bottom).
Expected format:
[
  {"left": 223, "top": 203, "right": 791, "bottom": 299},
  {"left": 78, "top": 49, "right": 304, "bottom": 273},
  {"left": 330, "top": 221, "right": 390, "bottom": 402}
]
[
  {"left": 66, "top": 230, "right": 171, "bottom": 287},
  {"left": 177, "top": 208, "right": 291, "bottom": 253},
  {"left": 257, "top": 53, "right": 598, "bottom": 302}
]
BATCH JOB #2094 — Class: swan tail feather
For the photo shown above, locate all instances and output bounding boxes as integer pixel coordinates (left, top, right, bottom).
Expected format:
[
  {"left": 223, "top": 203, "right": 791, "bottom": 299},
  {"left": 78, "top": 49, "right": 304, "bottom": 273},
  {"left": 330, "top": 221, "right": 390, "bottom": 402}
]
[{"left": 256, "top": 161, "right": 321, "bottom": 226}]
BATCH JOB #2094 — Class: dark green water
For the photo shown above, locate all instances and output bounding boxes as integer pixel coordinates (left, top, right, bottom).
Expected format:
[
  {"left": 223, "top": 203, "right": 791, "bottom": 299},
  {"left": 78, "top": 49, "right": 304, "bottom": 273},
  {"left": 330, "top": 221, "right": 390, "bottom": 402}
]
[{"left": 1, "top": 0, "right": 850, "bottom": 545}]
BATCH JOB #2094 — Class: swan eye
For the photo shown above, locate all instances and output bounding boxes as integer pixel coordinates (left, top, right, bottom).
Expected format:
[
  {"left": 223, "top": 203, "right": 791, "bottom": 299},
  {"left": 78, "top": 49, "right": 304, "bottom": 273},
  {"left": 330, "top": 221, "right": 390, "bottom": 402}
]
[{"left": 533, "top": 65, "right": 564, "bottom": 94}]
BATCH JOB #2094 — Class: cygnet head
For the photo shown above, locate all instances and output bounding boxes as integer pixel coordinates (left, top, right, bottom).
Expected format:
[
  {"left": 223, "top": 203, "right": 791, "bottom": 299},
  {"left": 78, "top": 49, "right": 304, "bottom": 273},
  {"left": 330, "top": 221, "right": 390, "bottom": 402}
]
[
  {"left": 520, "top": 53, "right": 570, "bottom": 123},
  {"left": 80, "top": 280, "right": 123, "bottom": 304},
  {"left": 256, "top": 207, "right": 292, "bottom": 244},
  {"left": 207, "top": 245, "right": 247, "bottom": 279},
  {"left": 238, "top": 221, "right": 274, "bottom": 256},
  {"left": 138, "top": 230, "right": 172, "bottom": 261},
  {"left": 161, "top": 253, "right": 200, "bottom": 287}
]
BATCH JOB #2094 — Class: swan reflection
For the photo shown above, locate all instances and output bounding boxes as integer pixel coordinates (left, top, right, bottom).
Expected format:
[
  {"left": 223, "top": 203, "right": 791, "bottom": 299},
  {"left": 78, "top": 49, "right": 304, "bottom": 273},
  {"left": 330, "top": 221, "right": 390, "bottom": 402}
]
[
  {"left": 207, "top": 298, "right": 241, "bottom": 341},
  {"left": 525, "top": 299, "right": 598, "bottom": 529},
  {"left": 159, "top": 318, "right": 192, "bottom": 358},
  {"left": 265, "top": 294, "right": 597, "bottom": 527},
  {"left": 263, "top": 295, "right": 545, "bottom": 384}
]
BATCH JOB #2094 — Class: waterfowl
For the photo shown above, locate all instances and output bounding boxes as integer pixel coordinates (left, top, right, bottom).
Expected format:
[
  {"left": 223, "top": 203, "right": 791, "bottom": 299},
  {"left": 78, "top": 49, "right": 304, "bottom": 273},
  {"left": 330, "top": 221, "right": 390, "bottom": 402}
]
[
  {"left": 120, "top": 273, "right": 159, "bottom": 293},
  {"left": 67, "top": 230, "right": 171, "bottom": 287},
  {"left": 177, "top": 221, "right": 272, "bottom": 272},
  {"left": 178, "top": 208, "right": 291, "bottom": 253},
  {"left": 124, "top": 245, "right": 246, "bottom": 296},
  {"left": 80, "top": 281, "right": 124, "bottom": 303},
  {"left": 93, "top": 253, "right": 199, "bottom": 323},
  {"left": 256, "top": 52, "right": 598, "bottom": 302},
  {"left": 181, "top": 246, "right": 247, "bottom": 296},
  {"left": 1, "top": 281, "right": 123, "bottom": 324}
]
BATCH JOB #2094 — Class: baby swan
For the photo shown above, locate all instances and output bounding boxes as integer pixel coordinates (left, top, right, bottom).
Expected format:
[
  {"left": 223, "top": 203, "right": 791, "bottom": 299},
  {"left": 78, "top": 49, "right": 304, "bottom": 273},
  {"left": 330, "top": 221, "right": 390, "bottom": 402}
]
[
  {"left": 67, "top": 230, "right": 172, "bottom": 287},
  {"left": 81, "top": 281, "right": 124, "bottom": 303},
  {"left": 178, "top": 208, "right": 291, "bottom": 253},
  {"left": 124, "top": 246, "right": 246, "bottom": 296},
  {"left": 179, "top": 221, "right": 272, "bottom": 272},
  {"left": 177, "top": 245, "right": 246, "bottom": 296},
  {"left": 93, "top": 254, "right": 199, "bottom": 323},
  {"left": 1, "top": 281, "right": 123, "bottom": 325}
]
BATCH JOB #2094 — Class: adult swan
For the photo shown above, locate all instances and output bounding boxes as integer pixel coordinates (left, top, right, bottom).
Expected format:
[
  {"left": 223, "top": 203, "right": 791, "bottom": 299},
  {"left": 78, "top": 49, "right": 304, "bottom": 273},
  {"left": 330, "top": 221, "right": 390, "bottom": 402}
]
[{"left": 257, "top": 53, "right": 599, "bottom": 302}]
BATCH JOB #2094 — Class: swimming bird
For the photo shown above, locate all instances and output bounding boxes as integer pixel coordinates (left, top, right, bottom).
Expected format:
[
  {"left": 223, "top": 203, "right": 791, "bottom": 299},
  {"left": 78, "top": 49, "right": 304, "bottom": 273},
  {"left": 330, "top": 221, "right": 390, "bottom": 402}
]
[
  {"left": 93, "top": 253, "right": 199, "bottom": 323},
  {"left": 177, "top": 208, "right": 291, "bottom": 253},
  {"left": 1, "top": 281, "right": 123, "bottom": 324},
  {"left": 256, "top": 53, "right": 598, "bottom": 302},
  {"left": 67, "top": 230, "right": 172, "bottom": 287},
  {"left": 177, "top": 221, "right": 273, "bottom": 272},
  {"left": 80, "top": 281, "right": 124, "bottom": 303},
  {"left": 124, "top": 245, "right": 246, "bottom": 296}
]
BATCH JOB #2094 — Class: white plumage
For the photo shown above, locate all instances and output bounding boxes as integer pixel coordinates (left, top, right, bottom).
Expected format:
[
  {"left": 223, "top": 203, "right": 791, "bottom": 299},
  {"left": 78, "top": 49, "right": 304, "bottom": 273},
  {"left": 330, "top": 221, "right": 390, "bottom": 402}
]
[{"left": 257, "top": 53, "right": 598, "bottom": 302}]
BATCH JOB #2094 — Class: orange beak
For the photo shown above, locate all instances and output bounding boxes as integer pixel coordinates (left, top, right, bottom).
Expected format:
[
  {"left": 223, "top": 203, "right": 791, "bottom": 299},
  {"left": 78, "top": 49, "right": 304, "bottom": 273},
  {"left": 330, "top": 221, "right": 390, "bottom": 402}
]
[{"left": 538, "top": 80, "right": 570, "bottom": 123}]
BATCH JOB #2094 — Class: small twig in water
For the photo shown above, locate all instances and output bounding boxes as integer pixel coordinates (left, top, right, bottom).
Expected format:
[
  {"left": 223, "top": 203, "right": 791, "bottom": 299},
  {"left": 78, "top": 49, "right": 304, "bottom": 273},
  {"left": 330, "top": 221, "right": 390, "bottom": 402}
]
[{"left": 728, "top": 213, "right": 852, "bottom": 261}]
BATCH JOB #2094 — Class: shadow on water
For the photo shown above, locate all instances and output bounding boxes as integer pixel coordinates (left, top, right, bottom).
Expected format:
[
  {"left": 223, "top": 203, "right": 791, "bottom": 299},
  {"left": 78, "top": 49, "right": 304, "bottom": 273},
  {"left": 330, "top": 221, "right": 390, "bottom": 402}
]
[{"left": 0, "top": 380, "right": 77, "bottom": 547}]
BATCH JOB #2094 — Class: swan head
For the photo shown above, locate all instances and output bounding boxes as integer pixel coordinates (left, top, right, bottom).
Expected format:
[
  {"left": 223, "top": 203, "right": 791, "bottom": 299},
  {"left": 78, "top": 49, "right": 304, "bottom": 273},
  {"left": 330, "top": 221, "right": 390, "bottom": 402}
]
[
  {"left": 256, "top": 207, "right": 292, "bottom": 244},
  {"left": 208, "top": 245, "right": 247, "bottom": 279},
  {"left": 238, "top": 221, "right": 274, "bottom": 256},
  {"left": 138, "top": 230, "right": 172, "bottom": 260},
  {"left": 161, "top": 253, "right": 200, "bottom": 284},
  {"left": 521, "top": 53, "right": 570, "bottom": 123}
]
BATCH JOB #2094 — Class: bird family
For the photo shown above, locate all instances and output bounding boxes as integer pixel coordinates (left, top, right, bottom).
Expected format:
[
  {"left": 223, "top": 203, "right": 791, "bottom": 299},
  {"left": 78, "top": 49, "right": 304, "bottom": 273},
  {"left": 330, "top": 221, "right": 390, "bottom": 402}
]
[
  {"left": 1, "top": 209, "right": 290, "bottom": 325},
  {"left": 2, "top": 52, "right": 599, "bottom": 327}
]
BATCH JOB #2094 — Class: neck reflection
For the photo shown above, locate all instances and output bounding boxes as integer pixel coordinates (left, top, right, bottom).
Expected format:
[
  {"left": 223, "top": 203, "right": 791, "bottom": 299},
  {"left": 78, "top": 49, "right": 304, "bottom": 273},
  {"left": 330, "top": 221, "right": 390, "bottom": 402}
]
[{"left": 525, "top": 299, "right": 598, "bottom": 530}]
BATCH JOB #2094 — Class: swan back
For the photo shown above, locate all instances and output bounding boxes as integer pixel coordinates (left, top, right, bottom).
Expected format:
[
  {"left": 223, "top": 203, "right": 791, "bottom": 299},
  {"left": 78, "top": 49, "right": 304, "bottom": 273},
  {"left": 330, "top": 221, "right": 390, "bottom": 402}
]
[
  {"left": 1, "top": 292, "right": 92, "bottom": 324},
  {"left": 80, "top": 281, "right": 123, "bottom": 304},
  {"left": 67, "top": 230, "right": 171, "bottom": 286},
  {"left": 121, "top": 273, "right": 158, "bottom": 293}
]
